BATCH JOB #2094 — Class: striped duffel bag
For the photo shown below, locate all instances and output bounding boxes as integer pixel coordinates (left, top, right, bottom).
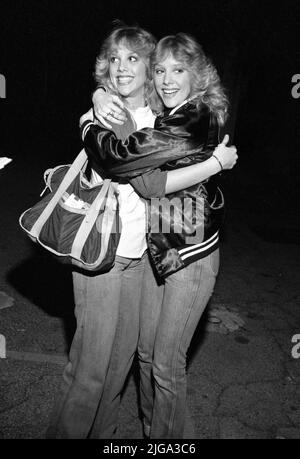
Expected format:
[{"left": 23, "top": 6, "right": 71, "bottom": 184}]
[{"left": 19, "top": 149, "right": 120, "bottom": 272}]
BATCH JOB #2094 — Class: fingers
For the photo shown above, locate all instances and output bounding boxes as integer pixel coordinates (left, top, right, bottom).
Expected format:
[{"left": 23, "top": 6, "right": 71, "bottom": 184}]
[
  {"left": 225, "top": 145, "right": 237, "bottom": 156},
  {"left": 94, "top": 113, "right": 112, "bottom": 129},
  {"left": 92, "top": 90, "right": 126, "bottom": 127},
  {"left": 229, "top": 146, "right": 237, "bottom": 156},
  {"left": 109, "top": 110, "right": 127, "bottom": 123},
  {"left": 110, "top": 102, "right": 127, "bottom": 122},
  {"left": 105, "top": 112, "right": 125, "bottom": 125},
  {"left": 215, "top": 144, "right": 238, "bottom": 170},
  {"left": 94, "top": 94, "right": 126, "bottom": 123},
  {"left": 94, "top": 108, "right": 126, "bottom": 128},
  {"left": 93, "top": 106, "right": 117, "bottom": 128},
  {"left": 95, "top": 104, "right": 126, "bottom": 125},
  {"left": 221, "top": 134, "right": 230, "bottom": 145},
  {"left": 230, "top": 149, "right": 238, "bottom": 169},
  {"left": 111, "top": 95, "right": 125, "bottom": 110}
]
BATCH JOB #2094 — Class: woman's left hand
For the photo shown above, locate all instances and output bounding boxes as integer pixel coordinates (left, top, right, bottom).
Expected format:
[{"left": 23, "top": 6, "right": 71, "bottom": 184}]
[
  {"left": 213, "top": 135, "right": 238, "bottom": 170},
  {"left": 79, "top": 108, "right": 94, "bottom": 127}
]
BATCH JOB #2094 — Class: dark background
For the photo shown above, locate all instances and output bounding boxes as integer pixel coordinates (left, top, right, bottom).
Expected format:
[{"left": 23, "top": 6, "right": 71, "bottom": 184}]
[{"left": 0, "top": 0, "right": 299, "bottom": 240}]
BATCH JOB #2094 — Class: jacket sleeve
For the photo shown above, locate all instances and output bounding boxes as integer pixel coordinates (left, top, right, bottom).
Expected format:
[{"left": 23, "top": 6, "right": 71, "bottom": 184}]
[
  {"left": 82, "top": 122, "right": 186, "bottom": 169},
  {"left": 80, "top": 121, "right": 168, "bottom": 197},
  {"left": 80, "top": 107, "right": 213, "bottom": 178},
  {"left": 129, "top": 169, "right": 167, "bottom": 198}
]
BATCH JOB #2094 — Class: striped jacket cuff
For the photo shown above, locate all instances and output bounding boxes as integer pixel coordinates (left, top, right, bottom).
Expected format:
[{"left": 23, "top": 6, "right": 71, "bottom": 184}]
[{"left": 178, "top": 231, "right": 219, "bottom": 263}]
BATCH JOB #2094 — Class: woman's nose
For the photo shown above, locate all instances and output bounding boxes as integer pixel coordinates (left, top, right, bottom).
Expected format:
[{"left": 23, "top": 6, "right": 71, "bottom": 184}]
[
  {"left": 117, "top": 59, "right": 127, "bottom": 72},
  {"left": 163, "top": 72, "right": 173, "bottom": 85}
]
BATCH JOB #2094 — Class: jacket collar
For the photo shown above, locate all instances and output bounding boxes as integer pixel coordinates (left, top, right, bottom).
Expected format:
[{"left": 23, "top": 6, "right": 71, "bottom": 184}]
[{"left": 169, "top": 94, "right": 201, "bottom": 115}]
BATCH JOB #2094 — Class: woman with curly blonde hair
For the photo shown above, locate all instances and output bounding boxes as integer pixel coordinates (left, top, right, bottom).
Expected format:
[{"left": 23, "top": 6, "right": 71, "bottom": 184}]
[
  {"left": 82, "top": 31, "right": 237, "bottom": 438},
  {"left": 94, "top": 26, "right": 161, "bottom": 113},
  {"left": 138, "top": 33, "right": 230, "bottom": 439},
  {"left": 152, "top": 33, "right": 228, "bottom": 123}
]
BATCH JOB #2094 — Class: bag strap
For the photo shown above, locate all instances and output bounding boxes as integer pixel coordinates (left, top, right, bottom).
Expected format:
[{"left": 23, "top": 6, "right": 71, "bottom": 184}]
[
  {"left": 70, "top": 179, "right": 112, "bottom": 260},
  {"left": 94, "top": 181, "right": 119, "bottom": 265},
  {"left": 30, "top": 149, "right": 88, "bottom": 238}
]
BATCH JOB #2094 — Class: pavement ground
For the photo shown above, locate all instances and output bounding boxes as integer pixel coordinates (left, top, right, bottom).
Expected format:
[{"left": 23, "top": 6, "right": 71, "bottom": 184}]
[{"left": 0, "top": 150, "right": 299, "bottom": 440}]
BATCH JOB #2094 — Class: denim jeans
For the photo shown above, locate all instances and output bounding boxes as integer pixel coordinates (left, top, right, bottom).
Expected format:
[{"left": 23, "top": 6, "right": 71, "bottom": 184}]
[
  {"left": 138, "top": 249, "right": 219, "bottom": 438},
  {"left": 46, "top": 253, "right": 146, "bottom": 439}
]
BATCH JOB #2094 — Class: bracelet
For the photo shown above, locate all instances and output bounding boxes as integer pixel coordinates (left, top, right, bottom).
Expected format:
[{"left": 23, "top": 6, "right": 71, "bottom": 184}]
[{"left": 212, "top": 154, "right": 223, "bottom": 171}]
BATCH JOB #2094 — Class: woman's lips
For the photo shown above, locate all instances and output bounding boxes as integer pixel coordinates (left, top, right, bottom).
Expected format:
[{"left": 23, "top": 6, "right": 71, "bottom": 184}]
[
  {"left": 161, "top": 89, "right": 179, "bottom": 97},
  {"left": 117, "top": 76, "right": 134, "bottom": 85}
]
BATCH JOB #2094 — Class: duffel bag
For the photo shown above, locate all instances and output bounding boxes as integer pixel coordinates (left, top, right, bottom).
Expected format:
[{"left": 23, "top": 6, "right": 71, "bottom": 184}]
[{"left": 19, "top": 149, "right": 120, "bottom": 272}]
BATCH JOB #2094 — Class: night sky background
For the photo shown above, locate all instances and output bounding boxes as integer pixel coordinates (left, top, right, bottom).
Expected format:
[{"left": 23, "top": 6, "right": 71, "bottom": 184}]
[{"left": 0, "top": 0, "right": 299, "bottom": 239}]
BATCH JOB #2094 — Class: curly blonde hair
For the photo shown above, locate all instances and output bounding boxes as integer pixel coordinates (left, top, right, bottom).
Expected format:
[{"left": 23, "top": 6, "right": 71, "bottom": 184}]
[
  {"left": 94, "top": 24, "right": 161, "bottom": 111},
  {"left": 152, "top": 33, "right": 229, "bottom": 125}
]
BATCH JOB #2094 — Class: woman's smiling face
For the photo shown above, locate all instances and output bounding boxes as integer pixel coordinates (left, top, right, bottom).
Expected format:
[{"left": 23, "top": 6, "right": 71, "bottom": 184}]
[
  {"left": 109, "top": 42, "right": 147, "bottom": 104},
  {"left": 153, "top": 53, "right": 192, "bottom": 108}
]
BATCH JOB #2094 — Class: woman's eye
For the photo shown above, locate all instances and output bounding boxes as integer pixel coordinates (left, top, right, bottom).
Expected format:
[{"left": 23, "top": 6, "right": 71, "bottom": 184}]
[
  {"left": 175, "top": 68, "right": 184, "bottom": 73},
  {"left": 110, "top": 56, "right": 118, "bottom": 63},
  {"left": 155, "top": 69, "right": 164, "bottom": 74},
  {"left": 129, "top": 56, "right": 138, "bottom": 62}
]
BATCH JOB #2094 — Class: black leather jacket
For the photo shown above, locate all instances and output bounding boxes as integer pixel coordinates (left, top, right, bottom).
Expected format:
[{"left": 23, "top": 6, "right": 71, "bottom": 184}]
[{"left": 82, "top": 99, "right": 224, "bottom": 277}]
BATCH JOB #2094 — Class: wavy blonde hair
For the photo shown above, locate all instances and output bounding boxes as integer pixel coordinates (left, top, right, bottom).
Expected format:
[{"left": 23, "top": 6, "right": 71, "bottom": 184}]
[
  {"left": 152, "top": 33, "right": 229, "bottom": 124},
  {"left": 94, "top": 24, "right": 161, "bottom": 111}
]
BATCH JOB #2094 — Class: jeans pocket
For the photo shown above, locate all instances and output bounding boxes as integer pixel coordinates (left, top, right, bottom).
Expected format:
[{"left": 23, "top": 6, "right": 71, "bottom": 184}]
[{"left": 208, "top": 249, "right": 220, "bottom": 277}]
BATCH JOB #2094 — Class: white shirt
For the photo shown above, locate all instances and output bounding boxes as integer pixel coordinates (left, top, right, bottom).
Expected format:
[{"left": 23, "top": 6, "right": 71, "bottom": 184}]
[{"left": 91, "top": 105, "right": 156, "bottom": 258}]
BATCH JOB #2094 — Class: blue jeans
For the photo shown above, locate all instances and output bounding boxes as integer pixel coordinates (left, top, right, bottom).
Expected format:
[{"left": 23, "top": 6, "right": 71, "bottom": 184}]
[
  {"left": 46, "top": 253, "right": 146, "bottom": 439},
  {"left": 138, "top": 249, "right": 219, "bottom": 438}
]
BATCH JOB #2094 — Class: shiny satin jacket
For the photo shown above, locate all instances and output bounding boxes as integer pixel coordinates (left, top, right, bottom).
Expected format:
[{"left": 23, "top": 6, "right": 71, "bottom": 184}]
[{"left": 82, "top": 99, "right": 224, "bottom": 277}]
